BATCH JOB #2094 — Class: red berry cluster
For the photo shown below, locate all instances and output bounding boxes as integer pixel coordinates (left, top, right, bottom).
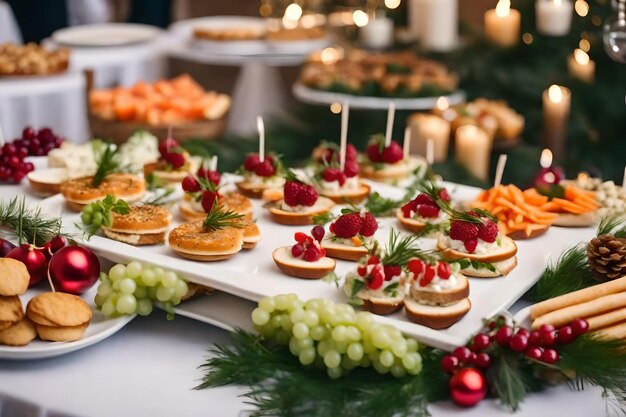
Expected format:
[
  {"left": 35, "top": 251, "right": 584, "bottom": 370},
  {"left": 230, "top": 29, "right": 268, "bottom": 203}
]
[
  {"left": 284, "top": 180, "right": 318, "bottom": 207},
  {"left": 182, "top": 165, "right": 223, "bottom": 213},
  {"left": 158, "top": 137, "right": 186, "bottom": 169},
  {"left": 449, "top": 211, "right": 498, "bottom": 254},
  {"left": 441, "top": 318, "right": 590, "bottom": 374},
  {"left": 318, "top": 143, "right": 359, "bottom": 182},
  {"left": 401, "top": 189, "right": 450, "bottom": 219},
  {"left": 366, "top": 140, "right": 403, "bottom": 164},
  {"left": 291, "top": 226, "right": 326, "bottom": 262},
  {"left": 318, "top": 143, "right": 358, "bottom": 165},
  {"left": 329, "top": 211, "right": 377, "bottom": 239},
  {"left": 13, "top": 127, "right": 63, "bottom": 157},
  {"left": 356, "top": 255, "right": 402, "bottom": 290},
  {"left": 407, "top": 259, "right": 452, "bottom": 287},
  {"left": 243, "top": 154, "right": 276, "bottom": 177}
]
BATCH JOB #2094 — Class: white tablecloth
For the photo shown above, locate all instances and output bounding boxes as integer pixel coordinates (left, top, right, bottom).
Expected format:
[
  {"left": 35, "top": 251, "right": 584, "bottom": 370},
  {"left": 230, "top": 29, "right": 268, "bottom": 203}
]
[
  {"left": 0, "top": 183, "right": 609, "bottom": 417},
  {"left": 0, "top": 2, "right": 21, "bottom": 44},
  {"left": 0, "top": 73, "right": 89, "bottom": 143}
]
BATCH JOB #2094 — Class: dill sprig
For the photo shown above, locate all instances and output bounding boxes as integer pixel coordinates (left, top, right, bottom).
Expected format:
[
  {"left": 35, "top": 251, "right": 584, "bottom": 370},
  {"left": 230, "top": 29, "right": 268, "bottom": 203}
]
[
  {"left": 0, "top": 196, "right": 61, "bottom": 246},
  {"left": 381, "top": 228, "right": 436, "bottom": 266},
  {"left": 92, "top": 144, "right": 120, "bottom": 187},
  {"left": 202, "top": 205, "right": 244, "bottom": 231}
]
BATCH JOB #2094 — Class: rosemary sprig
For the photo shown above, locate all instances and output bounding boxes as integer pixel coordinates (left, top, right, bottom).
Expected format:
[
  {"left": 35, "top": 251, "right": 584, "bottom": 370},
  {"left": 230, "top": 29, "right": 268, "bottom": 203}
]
[
  {"left": 381, "top": 228, "right": 435, "bottom": 266},
  {"left": 92, "top": 144, "right": 120, "bottom": 187},
  {"left": 0, "top": 197, "right": 61, "bottom": 246},
  {"left": 202, "top": 205, "right": 244, "bottom": 231}
]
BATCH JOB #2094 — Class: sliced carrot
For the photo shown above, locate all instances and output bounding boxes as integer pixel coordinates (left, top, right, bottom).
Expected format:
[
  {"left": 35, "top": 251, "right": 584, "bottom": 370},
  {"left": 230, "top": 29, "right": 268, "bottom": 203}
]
[{"left": 352, "top": 236, "right": 363, "bottom": 247}]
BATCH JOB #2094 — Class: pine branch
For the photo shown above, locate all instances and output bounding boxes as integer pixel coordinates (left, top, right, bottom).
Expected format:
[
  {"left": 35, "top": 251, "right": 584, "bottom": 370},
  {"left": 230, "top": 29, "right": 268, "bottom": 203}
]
[
  {"left": 487, "top": 349, "right": 538, "bottom": 412},
  {"left": 92, "top": 144, "right": 120, "bottom": 187},
  {"left": 597, "top": 213, "right": 626, "bottom": 237},
  {"left": 381, "top": 229, "right": 435, "bottom": 266},
  {"left": 0, "top": 196, "right": 61, "bottom": 246},
  {"left": 202, "top": 206, "right": 244, "bottom": 231}
]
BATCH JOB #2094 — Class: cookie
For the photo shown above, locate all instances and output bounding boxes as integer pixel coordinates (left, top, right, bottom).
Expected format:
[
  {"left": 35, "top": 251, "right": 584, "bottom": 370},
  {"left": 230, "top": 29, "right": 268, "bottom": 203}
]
[
  {"left": 35, "top": 322, "right": 89, "bottom": 342},
  {"left": 0, "top": 258, "right": 30, "bottom": 296},
  {"left": 0, "top": 320, "right": 14, "bottom": 331},
  {"left": 0, "top": 295, "right": 23, "bottom": 323},
  {"left": 0, "top": 317, "right": 37, "bottom": 346},
  {"left": 26, "top": 292, "right": 92, "bottom": 327}
]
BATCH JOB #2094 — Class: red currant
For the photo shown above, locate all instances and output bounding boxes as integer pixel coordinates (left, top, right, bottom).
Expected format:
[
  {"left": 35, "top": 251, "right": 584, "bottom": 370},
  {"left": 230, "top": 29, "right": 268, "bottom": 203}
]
[
  {"left": 368, "top": 268, "right": 384, "bottom": 290},
  {"left": 471, "top": 333, "right": 491, "bottom": 351},
  {"left": 528, "top": 330, "right": 542, "bottom": 347},
  {"left": 542, "top": 330, "right": 557, "bottom": 347},
  {"left": 571, "top": 318, "right": 589, "bottom": 336},
  {"left": 539, "top": 324, "right": 555, "bottom": 334},
  {"left": 495, "top": 326, "right": 513, "bottom": 347},
  {"left": 525, "top": 347, "right": 543, "bottom": 360},
  {"left": 441, "top": 355, "right": 459, "bottom": 373},
  {"left": 474, "top": 352, "right": 492, "bottom": 368},
  {"left": 515, "top": 328, "right": 530, "bottom": 338},
  {"left": 557, "top": 326, "right": 575, "bottom": 344},
  {"left": 541, "top": 348, "right": 559, "bottom": 364},
  {"left": 452, "top": 346, "right": 473, "bottom": 363},
  {"left": 509, "top": 334, "right": 529, "bottom": 352}
]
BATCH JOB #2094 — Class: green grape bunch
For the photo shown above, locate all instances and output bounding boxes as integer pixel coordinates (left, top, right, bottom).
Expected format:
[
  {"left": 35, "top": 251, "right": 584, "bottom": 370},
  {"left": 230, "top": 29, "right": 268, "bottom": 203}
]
[
  {"left": 251, "top": 294, "right": 423, "bottom": 379},
  {"left": 95, "top": 261, "right": 189, "bottom": 320},
  {"left": 79, "top": 195, "right": 129, "bottom": 239}
]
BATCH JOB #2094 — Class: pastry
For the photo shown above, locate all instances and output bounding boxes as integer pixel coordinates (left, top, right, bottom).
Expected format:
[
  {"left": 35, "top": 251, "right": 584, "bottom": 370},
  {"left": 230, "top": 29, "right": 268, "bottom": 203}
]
[
  {"left": 0, "top": 43, "right": 69, "bottom": 76},
  {"left": 403, "top": 259, "right": 471, "bottom": 329},
  {"left": 361, "top": 135, "right": 426, "bottom": 183},
  {"left": 0, "top": 295, "right": 23, "bottom": 325},
  {"left": 102, "top": 204, "right": 172, "bottom": 245},
  {"left": 266, "top": 26, "right": 325, "bottom": 41},
  {"left": 313, "top": 142, "right": 371, "bottom": 204},
  {"left": 61, "top": 173, "right": 146, "bottom": 212},
  {"left": 27, "top": 168, "right": 68, "bottom": 196},
  {"left": 398, "top": 184, "right": 452, "bottom": 236},
  {"left": 143, "top": 136, "right": 197, "bottom": 184},
  {"left": 26, "top": 292, "right": 92, "bottom": 342},
  {"left": 241, "top": 218, "right": 262, "bottom": 249},
  {"left": 235, "top": 153, "right": 285, "bottom": 198},
  {"left": 436, "top": 210, "right": 518, "bottom": 278},
  {"left": 267, "top": 173, "right": 334, "bottom": 226},
  {"left": 168, "top": 206, "right": 245, "bottom": 261},
  {"left": 0, "top": 317, "right": 37, "bottom": 346},
  {"left": 0, "top": 258, "right": 30, "bottom": 296},
  {"left": 321, "top": 209, "right": 378, "bottom": 261},
  {"left": 273, "top": 228, "right": 336, "bottom": 279}
]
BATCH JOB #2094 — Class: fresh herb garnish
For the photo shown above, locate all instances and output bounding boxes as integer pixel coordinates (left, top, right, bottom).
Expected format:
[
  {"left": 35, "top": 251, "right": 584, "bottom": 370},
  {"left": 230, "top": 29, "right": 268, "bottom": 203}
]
[
  {"left": 348, "top": 279, "right": 365, "bottom": 305},
  {"left": 202, "top": 205, "right": 244, "bottom": 231},
  {"left": 383, "top": 282, "right": 400, "bottom": 297},
  {"left": 382, "top": 228, "right": 435, "bottom": 266},
  {"left": 92, "top": 144, "right": 120, "bottom": 187},
  {"left": 454, "top": 258, "right": 497, "bottom": 272}
]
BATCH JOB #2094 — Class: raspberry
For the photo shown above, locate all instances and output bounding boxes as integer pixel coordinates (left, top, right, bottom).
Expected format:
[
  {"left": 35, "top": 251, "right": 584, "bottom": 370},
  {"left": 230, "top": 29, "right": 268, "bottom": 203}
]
[
  {"left": 303, "top": 245, "right": 322, "bottom": 262},
  {"left": 336, "top": 171, "right": 347, "bottom": 186},
  {"left": 344, "top": 160, "right": 359, "bottom": 178},
  {"left": 284, "top": 181, "right": 301, "bottom": 207},
  {"left": 419, "top": 265, "right": 436, "bottom": 287},
  {"left": 368, "top": 267, "right": 384, "bottom": 289},
  {"left": 477, "top": 220, "right": 498, "bottom": 243},
  {"left": 383, "top": 265, "right": 402, "bottom": 281},
  {"left": 408, "top": 259, "right": 425, "bottom": 276},
  {"left": 197, "top": 168, "right": 221, "bottom": 186},
  {"left": 359, "top": 212, "right": 378, "bottom": 237},
  {"left": 437, "top": 262, "right": 452, "bottom": 279},
  {"left": 297, "top": 184, "right": 318, "bottom": 206},
  {"left": 464, "top": 239, "right": 478, "bottom": 253},
  {"left": 366, "top": 143, "right": 382, "bottom": 162},
  {"left": 417, "top": 204, "right": 440, "bottom": 218},
  {"left": 381, "top": 141, "right": 403, "bottom": 164},
  {"left": 243, "top": 154, "right": 261, "bottom": 171},
  {"left": 401, "top": 201, "right": 418, "bottom": 218},
  {"left": 158, "top": 137, "right": 179, "bottom": 156},
  {"left": 438, "top": 188, "right": 451, "bottom": 202},
  {"left": 414, "top": 193, "right": 436, "bottom": 206},
  {"left": 367, "top": 255, "right": 380, "bottom": 265},
  {"left": 332, "top": 213, "right": 363, "bottom": 238},
  {"left": 254, "top": 159, "right": 275, "bottom": 177},
  {"left": 201, "top": 190, "right": 219, "bottom": 213},
  {"left": 321, "top": 167, "right": 340, "bottom": 182},
  {"left": 291, "top": 243, "right": 305, "bottom": 257},
  {"left": 357, "top": 265, "right": 368, "bottom": 277},
  {"left": 449, "top": 220, "right": 479, "bottom": 242},
  {"left": 345, "top": 144, "right": 358, "bottom": 161},
  {"left": 164, "top": 152, "right": 185, "bottom": 169},
  {"left": 181, "top": 176, "right": 200, "bottom": 193},
  {"left": 311, "top": 225, "right": 325, "bottom": 242}
]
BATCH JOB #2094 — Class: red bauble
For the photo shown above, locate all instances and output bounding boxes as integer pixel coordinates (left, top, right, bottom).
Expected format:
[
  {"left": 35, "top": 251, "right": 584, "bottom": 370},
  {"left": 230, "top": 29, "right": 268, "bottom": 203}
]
[
  {"left": 449, "top": 368, "right": 488, "bottom": 407},
  {"left": 0, "top": 238, "right": 16, "bottom": 257},
  {"left": 49, "top": 246, "right": 100, "bottom": 294},
  {"left": 5, "top": 244, "right": 48, "bottom": 287}
]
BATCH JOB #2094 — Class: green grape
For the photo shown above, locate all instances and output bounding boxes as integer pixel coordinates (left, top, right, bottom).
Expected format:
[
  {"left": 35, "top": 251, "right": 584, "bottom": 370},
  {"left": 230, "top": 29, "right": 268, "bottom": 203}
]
[
  {"left": 252, "top": 308, "right": 270, "bottom": 326},
  {"left": 147, "top": 286, "right": 157, "bottom": 300},
  {"left": 317, "top": 340, "right": 329, "bottom": 356},
  {"left": 153, "top": 267, "right": 165, "bottom": 281},
  {"left": 101, "top": 295, "right": 117, "bottom": 317},
  {"left": 292, "top": 322, "right": 309, "bottom": 339},
  {"left": 297, "top": 337, "right": 313, "bottom": 350},
  {"left": 170, "top": 296, "right": 181, "bottom": 306},
  {"left": 269, "top": 315, "right": 282, "bottom": 329},
  {"left": 372, "top": 330, "right": 391, "bottom": 350},
  {"left": 362, "top": 338, "right": 376, "bottom": 354},
  {"left": 289, "top": 338, "right": 300, "bottom": 356},
  {"left": 126, "top": 261, "right": 142, "bottom": 278},
  {"left": 116, "top": 294, "right": 137, "bottom": 314},
  {"left": 372, "top": 360, "right": 389, "bottom": 374},
  {"left": 274, "top": 294, "right": 289, "bottom": 310},
  {"left": 136, "top": 298, "right": 153, "bottom": 316},
  {"left": 92, "top": 212, "right": 103, "bottom": 227},
  {"left": 347, "top": 342, "right": 364, "bottom": 361},
  {"left": 134, "top": 285, "right": 148, "bottom": 299},
  {"left": 173, "top": 279, "right": 188, "bottom": 299},
  {"left": 140, "top": 269, "right": 158, "bottom": 287},
  {"left": 161, "top": 271, "right": 178, "bottom": 288},
  {"left": 119, "top": 278, "right": 136, "bottom": 295},
  {"left": 360, "top": 356, "right": 371, "bottom": 368},
  {"left": 82, "top": 204, "right": 94, "bottom": 215},
  {"left": 390, "top": 364, "right": 406, "bottom": 378},
  {"left": 310, "top": 325, "right": 327, "bottom": 341},
  {"left": 391, "top": 339, "right": 408, "bottom": 358},
  {"left": 303, "top": 310, "right": 319, "bottom": 327},
  {"left": 156, "top": 285, "right": 175, "bottom": 302},
  {"left": 406, "top": 338, "right": 419, "bottom": 352},
  {"left": 94, "top": 293, "right": 107, "bottom": 307},
  {"left": 327, "top": 367, "right": 342, "bottom": 379},
  {"left": 97, "top": 282, "right": 113, "bottom": 298},
  {"left": 401, "top": 352, "right": 418, "bottom": 370},
  {"left": 334, "top": 340, "right": 348, "bottom": 354},
  {"left": 379, "top": 350, "right": 394, "bottom": 367},
  {"left": 323, "top": 350, "right": 341, "bottom": 368},
  {"left": 345, "top": 325, "right": 361, "bottom": 342},
  {"left": 109, "top": 264, "right": 126, "bottom": 281},
  {"left": 341, "top": 355, "right": 358, "bottom": 370},
  {"left": 280, "top": 315, "right": 293, "bottom": 332},
  {"left": 356, "top": 311, "right": 373, "bottom": 330},
  {"left": 259, "top": 297, "right": 276, "bottom": 313},
  {"left": 289, "top": 309, "right": 305, "bottom": 324},
  {"left": 331, "top": 325, "right": 347, "bottom": 342},
  {"left": 298, "top": 347, "right": 316, "bottom": 365},
  {"left": 112, "top": 280, "right": 121, "bottom": 291},
  {"left": 81, "top": 212, "right": 92, "bottom": 225}
]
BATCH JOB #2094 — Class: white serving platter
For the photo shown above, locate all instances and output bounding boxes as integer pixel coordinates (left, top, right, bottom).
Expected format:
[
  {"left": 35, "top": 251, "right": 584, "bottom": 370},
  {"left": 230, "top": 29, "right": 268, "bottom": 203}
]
[
  {"left": 37, "top": 176, "right": 597, "bottom": 350},
  {"left": 52, "top": 23, "right": 161, "bottom": 48},
  {"left": 292, "top": 82, "right": 466, "bottom": 110},
  {"left": 0, "top": 285, "right": 134, "bottom": 360}
]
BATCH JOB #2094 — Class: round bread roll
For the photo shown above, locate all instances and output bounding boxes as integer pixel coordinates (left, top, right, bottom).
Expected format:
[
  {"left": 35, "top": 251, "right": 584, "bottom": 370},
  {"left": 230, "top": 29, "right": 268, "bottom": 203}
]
[{"left": 0, "top": 317, "right": 37, "bottom": 346}]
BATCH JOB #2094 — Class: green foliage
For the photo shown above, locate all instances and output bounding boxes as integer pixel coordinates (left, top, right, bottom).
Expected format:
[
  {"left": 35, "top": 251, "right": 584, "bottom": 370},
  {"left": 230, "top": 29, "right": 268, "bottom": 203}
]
[
  {"left": 0, "top": 196, "right": 62, "bottom": 246},
  {"left": 92, "top": 144, "right": 120, "bottom": 187},
  {"left": 202, "top": 206, "right": 244, "bottom": 231}
]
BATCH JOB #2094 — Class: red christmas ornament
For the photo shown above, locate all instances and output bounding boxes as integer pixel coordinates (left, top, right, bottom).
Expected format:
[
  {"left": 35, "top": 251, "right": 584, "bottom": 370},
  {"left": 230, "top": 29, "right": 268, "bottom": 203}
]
[
  {"left": 449, "top": 368, "right": 488, "bottom": 407},
  {"left": 49, "top": 246, "right": 100, "bottom": 294},
  {"left": 6, "top": 244, "right": 48, "bottom": 287}
]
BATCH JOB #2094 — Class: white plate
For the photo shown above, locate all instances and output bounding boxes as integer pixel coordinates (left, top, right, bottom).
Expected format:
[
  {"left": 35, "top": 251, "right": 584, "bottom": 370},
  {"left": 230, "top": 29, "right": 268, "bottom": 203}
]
[
  {"left": 0, "top": 286, "right": 134, "bottom": 360},
  {"left": 293, "top": 82, "right": 466, "bottom": 110},
  {"left": 173, "top": 292, "right": 255, "bottom": 333},
  {"left": 52, "top": 23, "right": 161, "bottom": 47},
  {"left": 38, "top": 177, "right": 597, "bottom": 350},
  {"left": 267, "top": 37, "right": 331, "bottom": 55}
]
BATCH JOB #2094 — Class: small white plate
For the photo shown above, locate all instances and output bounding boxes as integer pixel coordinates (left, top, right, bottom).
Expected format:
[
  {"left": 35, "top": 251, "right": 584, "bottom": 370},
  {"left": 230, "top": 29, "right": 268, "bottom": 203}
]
[
  {"left": 0, "top": 286, "right": 134, "bottom": 360},
  {"left": 52, "top": 23, "right": 161, "bottom": 47}
]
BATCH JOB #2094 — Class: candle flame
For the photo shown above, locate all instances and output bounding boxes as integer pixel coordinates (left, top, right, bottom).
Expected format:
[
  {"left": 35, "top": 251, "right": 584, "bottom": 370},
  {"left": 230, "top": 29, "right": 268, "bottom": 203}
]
[
  {"left": 548, "top": 85, "right": 563, "bottom": 103},
  {"left": 384, "top": 0, "right": 401, "bottom": 9},
  {"left": 353, "top": 10, "right": 369, "bottom": 27},
  {"left": 495, "top": 0, "right": 511, "bottom": 18},
  {"left": 330, "top": 102, "right": 342, "bottom": 114},
  {"left": 540, "top": 148, "right": 553, "bottom": 168},
  {"left": 284, "top": 3, "right": 302, "bottom": 20},
  {"left": 574, "top": 48, "right": 590, "bottom": 65},
  {"left": 436, "top": 96, "right": 449, "bottom": 111}
]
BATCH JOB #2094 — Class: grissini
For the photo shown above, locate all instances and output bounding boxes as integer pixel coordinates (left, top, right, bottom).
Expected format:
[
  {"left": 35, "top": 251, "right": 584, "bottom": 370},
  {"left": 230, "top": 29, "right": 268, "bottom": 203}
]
[
  {"left": 532, "top": 292, "right": 626, "bottom": 329},
  {"left": 592, "top": 321, "right": 626, "bottom": 341},
  {"left": 530, "top": 276, "right": 626, "bottom": 319},
  {"left": 586, "top": 307, "right": 626, "bottom": 331}
]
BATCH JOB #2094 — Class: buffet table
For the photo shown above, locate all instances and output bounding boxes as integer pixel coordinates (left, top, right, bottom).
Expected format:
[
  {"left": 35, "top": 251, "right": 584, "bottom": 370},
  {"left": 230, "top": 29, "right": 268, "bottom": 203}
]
[{"left": 0, "top": 182, "right": 609, "bottom": 417}]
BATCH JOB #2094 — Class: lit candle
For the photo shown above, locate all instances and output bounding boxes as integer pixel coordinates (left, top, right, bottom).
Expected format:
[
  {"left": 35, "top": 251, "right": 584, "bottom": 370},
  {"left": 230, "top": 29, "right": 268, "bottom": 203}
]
[
  {"left": 567, "top": 48, "right": 595, "bottom": 83},
  {"left": 533, "top": 148, "right": 565, "bottom": 190},
  {"left": 409, "top": 0, "right": 458, "bottom": 51},
  {"left": 359, "top": 13, "right": 394, "bottom": 49},
  {"left": 256, "top": 116, "right": 265, "bottom": 162},
  {"left": 408, "top": 113, "right": 451, "bottom": 162},
  {"left": 484, "top": 0, "right": 521, "bottom": 48},
  {"left": 542, "top": 85, "right": 571, "bottom": 161},
  {"left": 339, "top": 102, "right": 349, "bottom": 170},
  {"left": 403, "top": 126, "right": 411, "bottom": 160},
  {"left": 210, "top": 155, "right": 218, "bottom": 171},
  {"left": 455, "top": 125, "right": 492, "bottom": 181},
  {"left": 385, "top": 102, "right": 395, "bottom": 147},
  {"left": 536, "top": 0, "right": 573, "bottom": 36}
]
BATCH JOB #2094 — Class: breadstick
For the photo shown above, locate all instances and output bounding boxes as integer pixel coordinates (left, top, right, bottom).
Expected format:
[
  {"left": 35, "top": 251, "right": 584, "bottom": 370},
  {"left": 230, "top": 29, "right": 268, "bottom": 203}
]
[
  {"left": 592, "top": 321, "right": 626, "bottom": 341},
  {"left": 532, "top": 292, "right": 626, "bottom": 329},
  {"left": 587, "top": 307, "right": 626, "bottom": 331},
  {"left": 530, "top": 276, "right": 626, "bottom": 319}
]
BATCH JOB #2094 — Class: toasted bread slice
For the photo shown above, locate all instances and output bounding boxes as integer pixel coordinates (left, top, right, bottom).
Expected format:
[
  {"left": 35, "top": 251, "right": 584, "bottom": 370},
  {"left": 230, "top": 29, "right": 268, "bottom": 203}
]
[
  {"left": 553, "top": 212, "right": 597, "bottom": 227},
  {"left": 460, "top": 256, "right": 518, "bottom": 278},
  {"left": 236, "top": 179, "right": 284, "bottom": 199},
  {"left": 409, "top": 273, "right": 470, "bottom": 306},
  {"left": 404, "top": 298, "right": 471, "bottom": 329},
  {"left": 272, "top": 246, "right": 336, "bottom": 279},
  {"left": 360, "top": 156, "right": 425, "bottom": 183},
  {"left": 436, "top": 234, "right": 518, "bottom": 263},
  {"left": 361, "top": 296, "right": 405, "bottom": 316},
  {"left": 320, "top": 183, "right": 371, "bottom": 204},
  {"left": 102, "top": 229, "right": 166, "bottom": 245},
  {"left": 27, "top": 168, "right": 67, "bottom": 196},
  {"left": 268, "top": 197, "right": 335, "bottom": 226},
  {"left": 321, "top": 240, "right": 368, "bottom": 261},
  {"left": 396, "top": 209, "right": 447, "bottom": 236}
]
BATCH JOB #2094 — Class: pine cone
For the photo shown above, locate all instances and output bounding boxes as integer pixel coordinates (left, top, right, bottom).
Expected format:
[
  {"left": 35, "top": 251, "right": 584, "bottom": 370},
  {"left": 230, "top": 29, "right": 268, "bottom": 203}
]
[{"left": 587, "top": 234, "right": 626, "bottom": 282}]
